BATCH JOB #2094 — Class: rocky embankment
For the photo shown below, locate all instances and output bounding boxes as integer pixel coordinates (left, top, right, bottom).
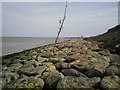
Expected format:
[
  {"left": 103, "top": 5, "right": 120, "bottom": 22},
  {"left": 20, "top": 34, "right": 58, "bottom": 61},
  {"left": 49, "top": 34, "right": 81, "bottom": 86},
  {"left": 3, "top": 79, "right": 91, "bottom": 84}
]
[
  {"left": 2, "top": 39, "right": 120, "bottom": 89},
  {"left": 85, "top": 25, "right": 120, "bottom": 55}
]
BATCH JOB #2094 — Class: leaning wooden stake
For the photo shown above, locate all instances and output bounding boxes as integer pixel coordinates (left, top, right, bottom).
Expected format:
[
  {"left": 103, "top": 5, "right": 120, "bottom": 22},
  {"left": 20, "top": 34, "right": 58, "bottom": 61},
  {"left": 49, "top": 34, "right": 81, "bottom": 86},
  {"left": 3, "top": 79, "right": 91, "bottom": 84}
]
[{"left": 55, "top": 0, "right": 68, "bottom": 44}]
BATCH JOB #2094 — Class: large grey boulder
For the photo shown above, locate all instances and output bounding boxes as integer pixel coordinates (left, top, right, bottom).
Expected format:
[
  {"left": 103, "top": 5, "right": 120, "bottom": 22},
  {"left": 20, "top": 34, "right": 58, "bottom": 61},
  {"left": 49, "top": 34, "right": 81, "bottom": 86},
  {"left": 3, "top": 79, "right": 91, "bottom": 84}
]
[
  {"left": 105, "top": 65, "right": 120, "bottom": 76},
  {"left": 57, "top": 76, "right": 100, "bottom": 89},
  {"left": 43, "top": 72, "right": 64, "bottom": 89},
  {"left": 17, "top": 64, "right": 47, "bottom": 76},
  {"left": 85, "top": 68, "right": 104, "bottom": 78},
  {"left": 2, "top": 72, "right": 19, "bottom": 86},
  {"left": 71, "top": 57, "right": 110, "bottom": 78},
  {"left": 61, "top": 69, "right": 88, "bottom": 78},
  {"left": 12, "top": 77, "right": 44, "bottom": 89}
]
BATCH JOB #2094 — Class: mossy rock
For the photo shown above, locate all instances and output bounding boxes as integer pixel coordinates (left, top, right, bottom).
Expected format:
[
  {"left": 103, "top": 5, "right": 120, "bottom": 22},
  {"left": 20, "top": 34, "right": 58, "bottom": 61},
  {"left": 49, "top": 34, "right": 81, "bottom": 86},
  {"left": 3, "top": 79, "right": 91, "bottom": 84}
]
[
  {"left": 13, "top": 77, "right": 44, "bottom": 89},
  {"left": 44, "top": 72, "right": 63, "bottom": 89},
  {"left": 7, "top": 63, "right": 23, "bottom": 72},
  {"left": 105, "top": 65, "right": 120, "bottom": 76},
  {"left": 57, "top": 76, "right": 100, "bottom": 89},
  {"left": 2, "top": 72, "right": 19, "bottom": 86},
  {"left": 61, "top": 69, "right": 88, "bottom": 77},
  {"left": 100, "top": 75, "right": 120, "bottom": 89},
  {"left": 2, "top": 58, "right": 12, "bottom": 66},
  {"left": 40, "top": 52, "right": 54, "bottom": 58},
  {"left": 49, "top": 58, "right": 63, "bottom": 64}
]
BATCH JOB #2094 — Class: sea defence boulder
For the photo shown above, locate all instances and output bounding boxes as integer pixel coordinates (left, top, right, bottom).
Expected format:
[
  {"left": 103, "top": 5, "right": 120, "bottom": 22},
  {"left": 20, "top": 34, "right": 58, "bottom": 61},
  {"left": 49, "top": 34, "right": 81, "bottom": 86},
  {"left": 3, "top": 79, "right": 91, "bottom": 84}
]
[
  {"left": 2, "top": 38, "right": 120, "bottom": 89},
  {"left": 100, "top": 75, "right": 120, "bottom": 89}
]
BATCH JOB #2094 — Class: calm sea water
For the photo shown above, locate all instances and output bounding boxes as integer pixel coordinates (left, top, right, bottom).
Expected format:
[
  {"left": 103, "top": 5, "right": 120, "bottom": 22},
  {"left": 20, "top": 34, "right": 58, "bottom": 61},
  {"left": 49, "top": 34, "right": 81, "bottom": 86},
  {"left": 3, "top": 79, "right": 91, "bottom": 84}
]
[{"left": 1, "top": 37, "right": 66, "bottom": 56}]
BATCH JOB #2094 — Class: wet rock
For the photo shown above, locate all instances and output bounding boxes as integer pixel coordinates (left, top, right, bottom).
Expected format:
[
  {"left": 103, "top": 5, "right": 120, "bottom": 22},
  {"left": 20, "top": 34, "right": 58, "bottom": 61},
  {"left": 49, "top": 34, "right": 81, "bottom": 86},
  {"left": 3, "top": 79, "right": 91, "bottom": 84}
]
[
  {"left": 100, "top": 75, "right": 120, "bottom": 89},
  {"left": 61, "top": 69, "right": 88, "bottom": 77},
  {"left": 105, "top": 65, "right": 120, "bottom": 76}
]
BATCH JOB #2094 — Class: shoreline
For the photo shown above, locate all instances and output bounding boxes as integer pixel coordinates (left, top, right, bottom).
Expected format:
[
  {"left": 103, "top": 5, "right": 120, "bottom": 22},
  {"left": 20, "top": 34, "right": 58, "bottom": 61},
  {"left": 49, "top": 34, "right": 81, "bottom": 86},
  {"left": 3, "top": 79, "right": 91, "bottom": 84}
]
[
  {"left": 1, "top": 43, "right": 54, "bottom": 58},
  {"left": 1, "top": 37, "right": 68, "bottom": 57}
]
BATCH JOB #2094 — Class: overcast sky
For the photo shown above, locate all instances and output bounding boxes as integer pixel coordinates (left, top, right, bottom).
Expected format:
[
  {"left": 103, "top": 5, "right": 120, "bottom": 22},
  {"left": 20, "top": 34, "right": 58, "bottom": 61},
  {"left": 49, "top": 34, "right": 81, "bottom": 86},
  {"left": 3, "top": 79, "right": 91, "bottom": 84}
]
[{"left": 2, "top": 2, "right": 118, "bottom": 37}]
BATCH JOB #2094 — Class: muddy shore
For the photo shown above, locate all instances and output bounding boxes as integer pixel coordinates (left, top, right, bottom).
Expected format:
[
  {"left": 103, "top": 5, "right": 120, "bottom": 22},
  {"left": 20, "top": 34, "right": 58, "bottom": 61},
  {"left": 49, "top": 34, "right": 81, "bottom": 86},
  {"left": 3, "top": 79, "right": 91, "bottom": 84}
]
[{"left": 2, "top": 38, "right": 120, "bottom": 89}]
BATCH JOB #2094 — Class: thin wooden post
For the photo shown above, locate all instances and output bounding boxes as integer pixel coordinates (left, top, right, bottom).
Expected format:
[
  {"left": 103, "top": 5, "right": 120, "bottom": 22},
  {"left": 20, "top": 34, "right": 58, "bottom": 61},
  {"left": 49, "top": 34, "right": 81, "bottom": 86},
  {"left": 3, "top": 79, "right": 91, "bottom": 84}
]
[{"left": 55, "top": 0, "right": 68, "bottom": 44}]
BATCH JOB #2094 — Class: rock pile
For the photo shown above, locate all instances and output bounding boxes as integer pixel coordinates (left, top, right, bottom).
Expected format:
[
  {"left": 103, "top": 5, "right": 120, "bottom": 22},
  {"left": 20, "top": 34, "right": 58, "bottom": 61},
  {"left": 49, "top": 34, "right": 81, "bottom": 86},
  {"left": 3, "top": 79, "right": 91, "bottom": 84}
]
[{"left": 2, "top": 39, "right": 120, "bottom": 89}]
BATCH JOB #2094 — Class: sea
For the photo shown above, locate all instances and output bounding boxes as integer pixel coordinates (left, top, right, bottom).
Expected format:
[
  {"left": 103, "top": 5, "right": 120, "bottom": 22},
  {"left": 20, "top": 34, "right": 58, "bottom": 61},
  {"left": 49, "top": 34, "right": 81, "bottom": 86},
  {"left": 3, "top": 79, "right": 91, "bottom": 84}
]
[{"left": 1, "top": 37, "right": 67, "bottom": 56}]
